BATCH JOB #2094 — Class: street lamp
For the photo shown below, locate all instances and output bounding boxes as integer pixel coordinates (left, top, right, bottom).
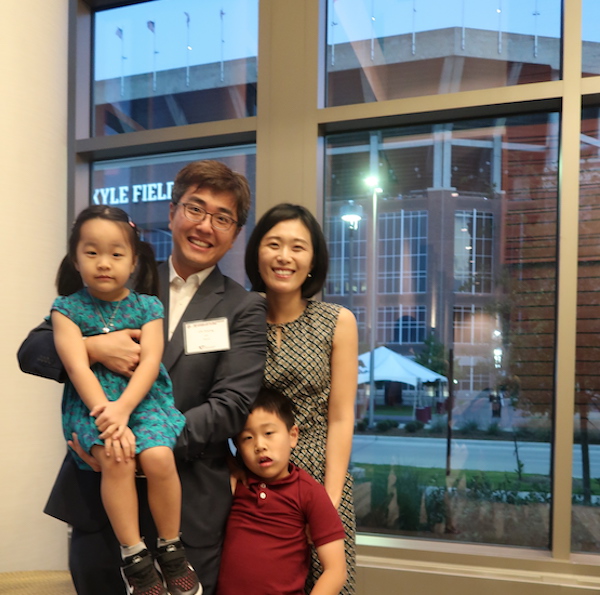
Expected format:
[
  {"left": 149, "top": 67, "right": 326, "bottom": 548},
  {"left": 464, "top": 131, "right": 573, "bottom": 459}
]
[
  {"left": 365, "top": 177, "right": 382, "bottom": 428},
  {"left": 340, "top": 201, "right": 363, "bottom": 315}
]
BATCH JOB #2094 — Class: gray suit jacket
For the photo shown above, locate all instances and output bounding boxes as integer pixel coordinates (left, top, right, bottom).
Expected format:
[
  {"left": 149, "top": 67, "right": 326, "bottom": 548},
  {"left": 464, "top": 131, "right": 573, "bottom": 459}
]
[
  {"left": 18, "top": 265, "right": 267, "bottom": 548},
  {"left": 158, "top": 264, "right": 267, "bottom": 546}
]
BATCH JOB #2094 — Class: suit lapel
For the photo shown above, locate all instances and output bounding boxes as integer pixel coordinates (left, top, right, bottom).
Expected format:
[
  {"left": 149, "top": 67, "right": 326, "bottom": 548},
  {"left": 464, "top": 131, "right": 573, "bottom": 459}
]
[
  {"left": 158, "top": 263, "right": 170, "bottom": 346},
  {"left": 162, "top": 267, "right": 225, "bottom": 371}
]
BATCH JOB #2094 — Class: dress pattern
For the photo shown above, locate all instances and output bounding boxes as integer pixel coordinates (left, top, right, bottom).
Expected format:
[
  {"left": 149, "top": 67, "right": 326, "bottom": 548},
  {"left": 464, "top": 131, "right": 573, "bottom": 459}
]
[
  {"left": 263, "top": 300, "right": 356, "bottom": 595},
  {"left": 51, "top": 289, "right": 186, "bottom": 470}
]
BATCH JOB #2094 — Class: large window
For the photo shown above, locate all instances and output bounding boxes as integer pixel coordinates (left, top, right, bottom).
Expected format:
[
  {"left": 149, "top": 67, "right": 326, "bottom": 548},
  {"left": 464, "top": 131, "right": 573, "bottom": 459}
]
[
  {"left": 582, "top": 0, "right": 600, "bottom": 77},
  {"left": 326, "top": 113, "right": 558, "bottom": 547},
  {"left": 70, "top": 0, "right": 600, "bottom": 589},
  {"left": 573, "top": 107, "right": 600, "bottom": 554},
  {"left": 326, "top": 0, "right": 562, "bottom": 106},
  {"left": 93, "top": 0, "right": 258, "bottom": 135},
  {"left": 454, "top": 209, "right": 494, "bottom": 294},
  {"left": 379, "top": 211, "right": 428, "bottom": 295}
]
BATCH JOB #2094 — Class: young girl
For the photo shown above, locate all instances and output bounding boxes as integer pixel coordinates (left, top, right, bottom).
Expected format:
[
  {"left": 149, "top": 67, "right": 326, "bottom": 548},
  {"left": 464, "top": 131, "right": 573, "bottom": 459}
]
[{"left": 51, "top": 205, "right": 201, "bottom": 595}]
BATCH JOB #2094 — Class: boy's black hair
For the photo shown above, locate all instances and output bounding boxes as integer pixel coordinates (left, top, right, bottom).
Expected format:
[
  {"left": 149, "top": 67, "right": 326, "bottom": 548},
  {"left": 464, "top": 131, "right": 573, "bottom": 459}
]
[
  {"left": 249, "top": 387, "right": 296, "bottom": 431},
  {"left": 56, "top": 205, "right": 159, "bottom": 297}
]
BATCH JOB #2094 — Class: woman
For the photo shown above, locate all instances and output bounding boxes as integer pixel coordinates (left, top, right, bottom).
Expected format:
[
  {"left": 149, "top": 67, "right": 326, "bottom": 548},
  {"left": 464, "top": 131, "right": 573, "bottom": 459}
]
[{"left": 245, "top": 204, "right": 358, "bottom": 594}]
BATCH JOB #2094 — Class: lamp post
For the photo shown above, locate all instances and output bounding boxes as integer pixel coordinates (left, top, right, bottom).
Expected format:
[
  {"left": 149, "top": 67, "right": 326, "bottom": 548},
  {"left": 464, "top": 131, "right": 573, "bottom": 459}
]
[
  {"left": 340, "top": 201, "right": 363, "bottom": 315},
  {"left": 365, "top": 177, "right": 382, "bottom": 428}
]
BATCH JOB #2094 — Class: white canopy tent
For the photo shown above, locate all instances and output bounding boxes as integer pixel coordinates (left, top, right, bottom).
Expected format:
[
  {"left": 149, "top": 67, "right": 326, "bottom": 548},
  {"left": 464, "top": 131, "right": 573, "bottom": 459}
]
[{"left": 358, "top": 346, "right": 447, "bottom": 386}]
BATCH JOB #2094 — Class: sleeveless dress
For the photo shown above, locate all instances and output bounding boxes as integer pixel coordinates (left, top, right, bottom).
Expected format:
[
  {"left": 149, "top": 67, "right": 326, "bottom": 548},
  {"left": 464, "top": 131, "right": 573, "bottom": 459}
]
[
  {"left": 263, "top": 300, "right": 356, "bottom": 595},
  {"left": 51, "top": 288, "right": 186, "bottom": 471}
]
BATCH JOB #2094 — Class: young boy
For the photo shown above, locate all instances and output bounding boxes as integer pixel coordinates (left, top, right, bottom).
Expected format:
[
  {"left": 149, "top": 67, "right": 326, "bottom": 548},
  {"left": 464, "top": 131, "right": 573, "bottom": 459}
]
[{"left": 216, "top": 388, "right": 347, "bottom": 595}]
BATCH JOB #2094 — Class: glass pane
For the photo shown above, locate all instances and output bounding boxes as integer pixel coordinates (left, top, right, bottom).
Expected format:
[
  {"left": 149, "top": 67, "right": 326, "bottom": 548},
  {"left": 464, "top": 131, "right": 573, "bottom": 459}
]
[
  {"left": 91, "top": 146, "right": 256, "bottom": 286},
  {"left": 326, "top": 0, "right": 561, "bottom": 107},
  {"left": 573, "top": 107, "right": 600, "bottom": 553},
  {"left": 582, "top": 0, "right": 600, "bottom": 78},
  {"left": 325, "top": 113, "right": 558, "bottom": 547},
  {"left": 94, "top": 0, "right": 258, "bottom": 136}
]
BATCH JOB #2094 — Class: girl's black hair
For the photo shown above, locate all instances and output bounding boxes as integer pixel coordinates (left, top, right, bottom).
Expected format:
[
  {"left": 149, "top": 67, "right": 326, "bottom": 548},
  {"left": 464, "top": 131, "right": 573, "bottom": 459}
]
[
  {"left": 56, "top": 205, "right": 159, "bottom": 297},
  {"left": 244, "top": 204, "right": 329, "bottom": 298}
]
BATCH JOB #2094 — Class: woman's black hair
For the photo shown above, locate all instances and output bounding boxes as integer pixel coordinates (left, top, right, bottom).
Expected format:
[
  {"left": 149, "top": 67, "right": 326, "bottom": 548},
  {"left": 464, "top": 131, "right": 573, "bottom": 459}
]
[
  {"left": 56, "top": 205, "right": 159, "bottom": 297},
  {"left": 244, "top": 204, "right": 329, "bottom": 298}
]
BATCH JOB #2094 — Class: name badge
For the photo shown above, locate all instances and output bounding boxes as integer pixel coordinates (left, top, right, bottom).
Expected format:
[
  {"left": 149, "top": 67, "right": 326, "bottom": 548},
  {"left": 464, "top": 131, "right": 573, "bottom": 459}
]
[{"left": 183, "top": 318, "right": 230, "bottom": 355}]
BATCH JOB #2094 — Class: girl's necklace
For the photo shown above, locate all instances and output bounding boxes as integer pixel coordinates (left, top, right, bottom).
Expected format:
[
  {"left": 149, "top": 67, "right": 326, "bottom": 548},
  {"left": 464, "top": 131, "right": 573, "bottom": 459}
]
[{"left": 92, "top": 296, "right": 123, "bottom": 333}]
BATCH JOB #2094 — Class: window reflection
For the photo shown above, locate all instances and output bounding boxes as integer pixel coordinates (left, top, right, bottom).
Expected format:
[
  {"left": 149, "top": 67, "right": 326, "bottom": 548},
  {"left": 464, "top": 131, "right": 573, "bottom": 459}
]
[
  {"left": 582, "top": 0, "right": 600, "bottom": 77},
  {"left": 91, "top": 147, "right": 256, "bottom": 286},
  {"left": 93, "top": 0, "right": 258, "bottom": 135},
  {"left": 573, "top": 107, "right": 600, "bottom": 553},
  {"left": 326, "top": 0, "right": 561, "bottom": 106},
  {"left": 325, "top": 113, "right": 557, "bottom": 547}
]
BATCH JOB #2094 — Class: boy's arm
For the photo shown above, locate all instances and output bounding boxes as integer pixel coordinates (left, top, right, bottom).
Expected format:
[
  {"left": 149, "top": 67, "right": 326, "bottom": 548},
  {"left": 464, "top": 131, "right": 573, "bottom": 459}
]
[{"left": 311, "top": 539, "right": 347, "bottom": 595}]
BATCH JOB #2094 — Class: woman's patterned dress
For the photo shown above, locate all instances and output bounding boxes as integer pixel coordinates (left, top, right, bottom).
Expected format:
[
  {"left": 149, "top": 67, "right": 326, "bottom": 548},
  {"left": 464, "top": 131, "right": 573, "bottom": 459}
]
[{"left": 263, "top": 300, "right": 356, "bottom": 594}]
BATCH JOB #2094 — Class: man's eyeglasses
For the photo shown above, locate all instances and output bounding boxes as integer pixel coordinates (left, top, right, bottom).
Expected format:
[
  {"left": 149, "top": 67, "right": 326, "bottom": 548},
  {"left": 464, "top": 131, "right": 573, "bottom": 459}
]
[{"left": 176, "top": 202, "right": 239, "bottom": 231}]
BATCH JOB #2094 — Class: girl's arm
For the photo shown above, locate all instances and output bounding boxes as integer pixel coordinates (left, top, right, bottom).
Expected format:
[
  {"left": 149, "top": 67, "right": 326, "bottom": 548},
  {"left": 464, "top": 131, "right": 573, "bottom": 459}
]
[
  {"left": 51, "top": 311, "right": 111, "bottom": 412},
  {"left": 324, "top": 307, "right": 358, "bottom": 508},
  {"left": 311, "top": 539, "right": 347, "bottom": 595},
  {"left": 92, "top": 318, "right": 164, "bottom": 440}
]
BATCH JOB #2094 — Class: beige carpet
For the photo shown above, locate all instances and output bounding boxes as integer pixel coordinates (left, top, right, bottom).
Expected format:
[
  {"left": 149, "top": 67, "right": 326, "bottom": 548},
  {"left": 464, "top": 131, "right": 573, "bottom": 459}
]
[{"left": 0, "top": 571, "right": 75, "bottom": 595}]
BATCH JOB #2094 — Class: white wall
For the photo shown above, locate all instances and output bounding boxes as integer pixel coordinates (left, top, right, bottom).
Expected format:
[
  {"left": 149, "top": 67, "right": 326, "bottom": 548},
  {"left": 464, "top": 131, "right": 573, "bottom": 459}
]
[{"left": 0, "top": 0, "right": 70, "bottom": 571}]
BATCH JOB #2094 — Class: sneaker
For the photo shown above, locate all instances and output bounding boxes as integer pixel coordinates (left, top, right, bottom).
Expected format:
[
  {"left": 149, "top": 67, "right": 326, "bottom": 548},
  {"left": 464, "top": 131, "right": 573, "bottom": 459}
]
[
  {"left": 121, "top": 549, "right": 168, "bottom": 595},
  {"left": 155, "top": 541, "right": 202, "bottom": 595}
]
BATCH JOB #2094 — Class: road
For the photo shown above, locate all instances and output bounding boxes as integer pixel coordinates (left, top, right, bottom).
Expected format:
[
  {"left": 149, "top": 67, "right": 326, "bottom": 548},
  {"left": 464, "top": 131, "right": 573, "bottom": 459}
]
[{"left": 351, "top": 435, "right": 600, "bottom": 479}]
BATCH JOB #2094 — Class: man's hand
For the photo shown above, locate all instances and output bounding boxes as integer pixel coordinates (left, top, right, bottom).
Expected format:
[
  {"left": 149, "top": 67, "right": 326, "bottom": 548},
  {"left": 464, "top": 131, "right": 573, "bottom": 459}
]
[
  {"left": 85, "top": 329, "right": 142, "bottom": 377},
  {"left": 68, "top": 430, "right": 136, "bottom": 468},
  {"left": 68, "top": 433, "right": 101, "bottom": 471}
]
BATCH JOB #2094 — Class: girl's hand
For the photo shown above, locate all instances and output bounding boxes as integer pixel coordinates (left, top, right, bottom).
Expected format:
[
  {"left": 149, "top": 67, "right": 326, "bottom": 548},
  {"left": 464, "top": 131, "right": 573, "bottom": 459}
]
[
  {"left": 104, "top": 427, "right": 136, "bottom": 463},
  {"left": 90, "top": 401, "right": 131, "bottom": 440}
]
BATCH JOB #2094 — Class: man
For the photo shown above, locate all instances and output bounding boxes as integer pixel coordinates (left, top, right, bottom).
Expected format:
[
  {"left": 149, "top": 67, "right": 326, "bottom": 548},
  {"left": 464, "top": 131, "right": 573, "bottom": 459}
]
[{"left": 17, "top": 160, "right": 267, "bottom": 595}]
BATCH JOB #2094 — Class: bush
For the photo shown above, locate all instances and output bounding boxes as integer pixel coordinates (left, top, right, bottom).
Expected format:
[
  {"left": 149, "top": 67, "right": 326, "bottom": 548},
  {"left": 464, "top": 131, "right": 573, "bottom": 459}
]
[
  {"left": 486, "top": 422, "right": 501, "bottom": 436},
  {"left": 396, "top": 470, "right": 425, "bottom": 531},
  {"left": 458, "top": 420, "right": 480, "bottom": 435},
  {"left": 513, "top": 426, "right": 534, "bottom": 440},
  {"left": 405, "top": 420, "right": 425, "bottom": 433},
  {"left": 428, "top": 418, "right": 446, "bottom": 434},
  {"left": 355, "top": 419, "right": 368, "bottom": 432},
  {"left": 425, "top": 486, "right": 446, "bottom": 527},
  {"left": 376, "top": 419, "right": 396, "bottom": 432}
]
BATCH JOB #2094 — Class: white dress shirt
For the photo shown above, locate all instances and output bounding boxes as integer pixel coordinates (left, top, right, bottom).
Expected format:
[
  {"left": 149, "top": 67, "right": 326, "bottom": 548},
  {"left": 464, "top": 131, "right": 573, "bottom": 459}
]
[{"left": 168, "top": 258, "right": 215, "bottom": 341}]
